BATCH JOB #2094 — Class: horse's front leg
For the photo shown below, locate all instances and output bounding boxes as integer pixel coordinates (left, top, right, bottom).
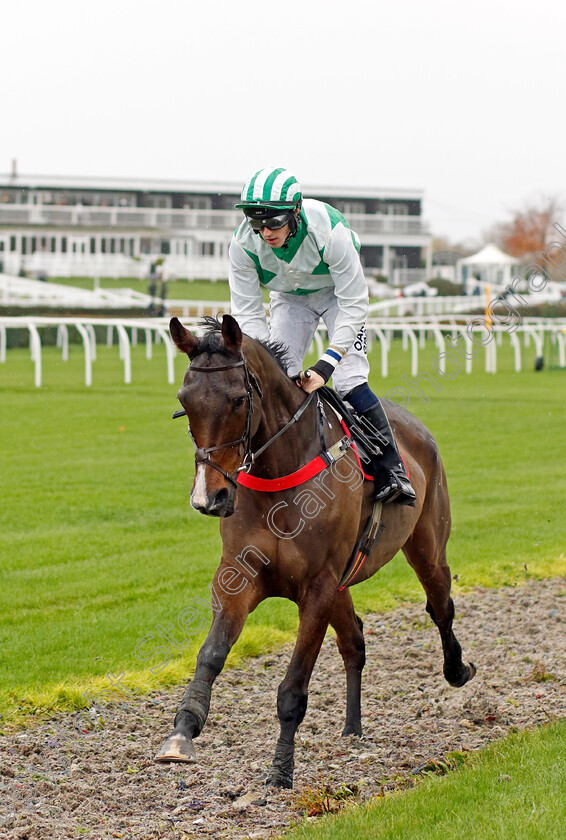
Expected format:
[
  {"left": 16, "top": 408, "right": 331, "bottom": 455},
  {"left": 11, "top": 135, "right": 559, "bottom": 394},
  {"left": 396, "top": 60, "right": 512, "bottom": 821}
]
[
  {"left": 267, "top": 578, "right": 337, "bottom": 789},
  {"left": 155, "top": 576, "right": 257, "bottom": 763}
]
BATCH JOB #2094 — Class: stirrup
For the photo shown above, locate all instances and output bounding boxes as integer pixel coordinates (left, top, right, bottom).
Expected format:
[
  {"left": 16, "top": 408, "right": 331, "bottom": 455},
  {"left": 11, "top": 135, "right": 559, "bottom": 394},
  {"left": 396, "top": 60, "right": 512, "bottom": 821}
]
[{"left": 373, "top": 471, "right": 416, "bottom": 507}]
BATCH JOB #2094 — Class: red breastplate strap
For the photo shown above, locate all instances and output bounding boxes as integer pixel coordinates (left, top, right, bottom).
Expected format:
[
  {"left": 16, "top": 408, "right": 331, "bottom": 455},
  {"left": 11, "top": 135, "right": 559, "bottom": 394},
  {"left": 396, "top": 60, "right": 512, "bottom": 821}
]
[
  {"left": 236, "top": 418, "right": 407, "bottom": 493},
  {"left": 236, "top": 418, "right": 377, "bottom": 493},
  {"left": 237, "top": 454, "right": 330, "bottom": 492}
]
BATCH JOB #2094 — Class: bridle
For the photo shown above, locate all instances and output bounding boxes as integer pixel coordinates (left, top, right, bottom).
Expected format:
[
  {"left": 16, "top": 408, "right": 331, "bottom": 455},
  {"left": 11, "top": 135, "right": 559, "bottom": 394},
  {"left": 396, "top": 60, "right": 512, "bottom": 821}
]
[
  {"left": 174, "top": 351, "right": 318, "bottom": 489},
  {"left": 182, "top": 354, "right": 261, "bottom": 488}
]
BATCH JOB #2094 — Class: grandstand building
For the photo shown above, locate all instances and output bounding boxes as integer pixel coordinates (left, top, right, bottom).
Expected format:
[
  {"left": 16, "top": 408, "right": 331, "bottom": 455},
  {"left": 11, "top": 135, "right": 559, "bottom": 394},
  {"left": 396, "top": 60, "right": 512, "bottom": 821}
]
[{"left": 0, "top": 169, "right": 432, "bottom": 285}]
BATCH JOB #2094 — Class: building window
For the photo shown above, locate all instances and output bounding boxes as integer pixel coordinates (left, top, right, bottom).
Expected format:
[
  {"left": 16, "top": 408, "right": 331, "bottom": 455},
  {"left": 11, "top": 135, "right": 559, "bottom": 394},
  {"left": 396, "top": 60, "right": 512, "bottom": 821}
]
[
  {"left": 90, "top": 238, "right": 96, "bottom": 254},
  {"left": 30, "top": 237, "right": 37, "bottom": 254},
  {"left": 129, "top": 239, "right": 135, "bottom": 256},
  {"left": 101, "top": 239, "right": 107, "bottom": 254},
  {"left": 61, "top": 237, "right": 67, "bottom": 253},
  {"left": 199, "top": 242, "right": 215, "bottom": 256},
  {"left": 145, "top": 195, "right": 171, "bottom": 209},
  {"left": 119, "top": 238, "right": 125, "bottom": 254},
  {"left": 385, "top": 202, "right": 408, "bottom": 215},
  {"left": 10, "top": 236, "right": 16, "bottom": 252},
  {"left": 343, "top": 201, "right": 365, "bottom": 215},
  {"left": 160, "top": 240, "right": 171, "bottom": 255},
  {"left": 110, "top": 238, "right": 116, "bottom": 254},
  {"left": 22, "top": 237, "right": 27, "bottom": 255}
]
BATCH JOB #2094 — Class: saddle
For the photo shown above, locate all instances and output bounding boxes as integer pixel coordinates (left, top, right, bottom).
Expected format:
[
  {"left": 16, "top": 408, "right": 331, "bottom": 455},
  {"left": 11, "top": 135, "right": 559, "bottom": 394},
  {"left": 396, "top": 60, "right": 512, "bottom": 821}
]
[{"left": 318, "top": 386, "right": 384, "bottom": 590}]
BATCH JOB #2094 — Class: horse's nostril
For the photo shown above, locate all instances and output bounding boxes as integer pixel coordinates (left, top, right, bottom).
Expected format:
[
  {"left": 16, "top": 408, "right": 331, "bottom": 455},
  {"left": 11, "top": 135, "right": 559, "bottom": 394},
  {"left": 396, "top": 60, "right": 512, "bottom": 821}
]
[
  {"left": 207, "top": 487, "right": 234, "bottom": 517},
  {"left": 212, "top": 488, "right": 229, "bottom": 508}
]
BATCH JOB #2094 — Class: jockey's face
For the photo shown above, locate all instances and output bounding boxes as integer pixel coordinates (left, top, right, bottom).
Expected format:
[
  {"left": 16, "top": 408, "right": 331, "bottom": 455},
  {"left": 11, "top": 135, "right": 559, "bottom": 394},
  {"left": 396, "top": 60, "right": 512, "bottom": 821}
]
[{"left": 260, "top": 223, "right": 290, "bottom": 248}]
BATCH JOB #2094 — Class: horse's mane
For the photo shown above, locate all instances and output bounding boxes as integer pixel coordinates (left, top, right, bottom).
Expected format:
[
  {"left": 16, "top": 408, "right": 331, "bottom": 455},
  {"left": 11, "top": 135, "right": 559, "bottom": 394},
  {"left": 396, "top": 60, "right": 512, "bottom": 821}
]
[{"left": 198, "top": 316, "right": 291, "bottom": 373}]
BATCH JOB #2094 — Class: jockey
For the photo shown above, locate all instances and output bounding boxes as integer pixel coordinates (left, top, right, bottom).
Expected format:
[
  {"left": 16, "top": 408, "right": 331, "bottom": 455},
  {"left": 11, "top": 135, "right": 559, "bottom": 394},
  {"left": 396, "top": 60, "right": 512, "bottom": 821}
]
[{"left": 229, "top": 166, "right": 415, "bottom": 506}]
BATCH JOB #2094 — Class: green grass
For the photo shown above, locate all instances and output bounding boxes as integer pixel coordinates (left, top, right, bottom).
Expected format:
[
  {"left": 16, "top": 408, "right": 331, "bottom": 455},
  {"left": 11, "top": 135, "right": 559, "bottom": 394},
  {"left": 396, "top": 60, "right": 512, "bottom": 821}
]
[
  {"left": 283, "top": 721, "right": 566, "bottom": 840},
  {"left": 50, "top": 275, "right": 389, "bottom": 304},
  {"left": 0, "top": 335, "right": 564, "bottom": 726},
  {"left": 51, "top": 276, "right": 233, "bottom": 301}
]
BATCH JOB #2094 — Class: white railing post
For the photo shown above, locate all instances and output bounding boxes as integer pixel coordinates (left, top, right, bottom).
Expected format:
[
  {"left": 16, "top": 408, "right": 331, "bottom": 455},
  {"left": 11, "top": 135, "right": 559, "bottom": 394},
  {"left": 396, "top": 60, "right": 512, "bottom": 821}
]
[
  {"left": 555, "top": 330, "right": 565, "bottom": 367},
  {"left": 145, "top": 328, "right": 153, "bottom": 359},
  {"left": 312, "top": 329, "right": 324, "bottom": 359},
  {"left": 85, "top": 323, "right": 97, "bottom": 361},
  {"left": 115, "top": 324, "right": 131, "bottom": 384},
  {"left": 373, "top": 327, "right": 389, "bottom": 378},
  {"left": 431, "top": 326, "right": 445, "bottom": 374},
  {"left": 56, "top": 324, "right": 69, "bottom": 360},
  {"left": 401, "top": 326, "right": 419, "bottom": 376},
  {"left": 28, "top": 323, "right": 42, "bottom": 387},
  {"left": 509, "top": 331, "right": 521, "bottom": 372},
  {"left": 75, "top": 322, "right": 93, "bottom": 386},
  {"left": 156, "top": 327, "right": 176, "bottom": 384}
]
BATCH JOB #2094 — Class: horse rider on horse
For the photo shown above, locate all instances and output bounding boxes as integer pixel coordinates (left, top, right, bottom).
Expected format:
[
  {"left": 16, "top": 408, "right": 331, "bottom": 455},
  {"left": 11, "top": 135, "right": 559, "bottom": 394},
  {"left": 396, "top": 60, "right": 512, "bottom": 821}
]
[{"left": 228, "top": 166, "right": 416, "bottom": 506}]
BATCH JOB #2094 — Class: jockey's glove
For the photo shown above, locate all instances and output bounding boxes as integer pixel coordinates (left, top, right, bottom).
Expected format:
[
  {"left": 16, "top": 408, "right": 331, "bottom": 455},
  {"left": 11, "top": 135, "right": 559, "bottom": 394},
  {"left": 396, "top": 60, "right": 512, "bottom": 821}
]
[{"left": 308, "top": 359, "right": 334, "bottom": 383}]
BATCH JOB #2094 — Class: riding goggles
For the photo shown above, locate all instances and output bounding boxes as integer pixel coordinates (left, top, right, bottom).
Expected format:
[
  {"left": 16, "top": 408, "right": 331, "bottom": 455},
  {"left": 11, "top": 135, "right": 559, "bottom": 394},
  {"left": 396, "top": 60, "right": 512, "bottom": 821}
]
[{"left": 245, "top": 211, "right": 293, "bottom": 232}]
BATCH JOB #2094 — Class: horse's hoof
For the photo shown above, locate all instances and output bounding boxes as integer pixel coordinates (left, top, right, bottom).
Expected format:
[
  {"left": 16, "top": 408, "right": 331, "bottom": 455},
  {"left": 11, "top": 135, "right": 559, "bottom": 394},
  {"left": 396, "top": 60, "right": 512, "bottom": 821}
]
[
  {"left": 447, "top": 662, "right": 477, "bottom": 688},
  {"left": 265, "top": 771, "right": 293, "bottom": 789},
  {"left": 341, "top": 725, "right": 363, "bottom": 738},
  {"left": 154, "top": 733, "right": 197, "bottom": 763}
]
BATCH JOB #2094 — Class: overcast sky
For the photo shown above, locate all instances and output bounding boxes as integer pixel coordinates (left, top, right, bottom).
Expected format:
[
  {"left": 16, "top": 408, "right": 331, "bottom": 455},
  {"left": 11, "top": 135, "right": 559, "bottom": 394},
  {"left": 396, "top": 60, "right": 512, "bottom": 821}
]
[{"left": 2, "top": 0, "right": 565, "bottom": 244}]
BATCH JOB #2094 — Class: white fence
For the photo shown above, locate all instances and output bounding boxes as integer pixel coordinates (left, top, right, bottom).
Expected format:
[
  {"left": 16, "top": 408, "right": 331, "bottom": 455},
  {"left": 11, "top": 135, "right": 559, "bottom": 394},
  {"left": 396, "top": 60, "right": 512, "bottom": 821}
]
[
  {"left": 369, "top": 295, "right": 491, "bottom": 317},
  {"left": 1, "top": 314, "right": 564, "bottom": 388},
  {"left": 0, "top": 316, "right": 178, "bottom": 388},
  {"left": 0, "top": 272, "right": 153, "bottom": 309},
  {"left": 0, "top": 271, "right": 234, "bottom": 312},
  {"left": 0, "top": 271, "right": 532, "bottom": 319}
]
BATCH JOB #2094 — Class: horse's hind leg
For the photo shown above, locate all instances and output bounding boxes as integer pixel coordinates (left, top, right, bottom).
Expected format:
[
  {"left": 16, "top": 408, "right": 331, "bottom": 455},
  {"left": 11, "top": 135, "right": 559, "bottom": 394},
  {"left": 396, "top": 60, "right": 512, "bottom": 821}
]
[
  {"left": 329, "top": 589, "right": 365, "bottom": 737},
  {"left": 403, "top": 518, "right": 476, "bottom": 688}
]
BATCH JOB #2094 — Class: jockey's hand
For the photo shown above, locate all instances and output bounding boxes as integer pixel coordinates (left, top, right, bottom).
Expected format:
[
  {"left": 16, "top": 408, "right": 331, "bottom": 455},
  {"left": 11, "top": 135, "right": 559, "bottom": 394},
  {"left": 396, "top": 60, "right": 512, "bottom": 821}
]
[{"left": 297, "top": 369, "right": 325, "bottom": 393}]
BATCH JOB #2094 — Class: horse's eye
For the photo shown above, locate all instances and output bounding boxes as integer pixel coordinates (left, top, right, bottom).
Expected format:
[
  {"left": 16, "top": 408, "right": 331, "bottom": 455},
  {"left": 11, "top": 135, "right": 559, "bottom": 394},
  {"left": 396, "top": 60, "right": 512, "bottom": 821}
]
[{"left": 232, "top": 395, "right": 246, "bottom": 409}]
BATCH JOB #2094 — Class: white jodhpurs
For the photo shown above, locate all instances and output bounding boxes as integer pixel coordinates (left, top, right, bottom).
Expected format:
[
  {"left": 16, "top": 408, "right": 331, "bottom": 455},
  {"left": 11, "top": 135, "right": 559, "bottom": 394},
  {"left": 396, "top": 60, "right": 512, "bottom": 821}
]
[{"left": 269, "top": 287, "right": 370, "bottom": 397}]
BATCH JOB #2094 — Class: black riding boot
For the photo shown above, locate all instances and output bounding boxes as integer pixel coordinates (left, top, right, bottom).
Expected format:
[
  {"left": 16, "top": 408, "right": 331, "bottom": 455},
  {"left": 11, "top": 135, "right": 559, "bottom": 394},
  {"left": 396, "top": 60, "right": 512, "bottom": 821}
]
[{"left": 359, "top": 401, "right": 416, "bottom": 506}]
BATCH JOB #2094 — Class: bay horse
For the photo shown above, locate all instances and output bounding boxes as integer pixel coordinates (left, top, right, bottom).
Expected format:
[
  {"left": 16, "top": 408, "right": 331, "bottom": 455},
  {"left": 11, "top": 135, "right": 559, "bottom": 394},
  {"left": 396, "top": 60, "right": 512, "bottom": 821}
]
[{"left": 155, "top": 314, "right": 475, "bottom": 788}]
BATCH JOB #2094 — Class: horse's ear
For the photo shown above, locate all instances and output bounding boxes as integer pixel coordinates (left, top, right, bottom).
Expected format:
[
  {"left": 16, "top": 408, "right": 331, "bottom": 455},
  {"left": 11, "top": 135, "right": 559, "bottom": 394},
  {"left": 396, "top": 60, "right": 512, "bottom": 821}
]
[
  {"left": 169, "top": 317, "right": 200, "bottom": 357},
  {"left": 221, "top": 314, "right": 243, "bottom": 354}
]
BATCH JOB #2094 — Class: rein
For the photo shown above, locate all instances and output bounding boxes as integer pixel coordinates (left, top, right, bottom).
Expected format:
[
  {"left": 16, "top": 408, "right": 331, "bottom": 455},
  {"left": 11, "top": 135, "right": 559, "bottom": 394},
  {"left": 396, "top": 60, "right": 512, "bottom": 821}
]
[{"left": 174, "top": 351, "right": 352, "bottom": 492}]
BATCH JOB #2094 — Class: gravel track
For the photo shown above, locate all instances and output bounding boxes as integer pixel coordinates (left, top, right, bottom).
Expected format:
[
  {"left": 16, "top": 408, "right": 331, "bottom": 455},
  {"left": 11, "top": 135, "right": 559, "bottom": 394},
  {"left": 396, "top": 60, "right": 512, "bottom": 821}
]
[{"left": 2, "top": 577, "right": 565, "bottom": 840}]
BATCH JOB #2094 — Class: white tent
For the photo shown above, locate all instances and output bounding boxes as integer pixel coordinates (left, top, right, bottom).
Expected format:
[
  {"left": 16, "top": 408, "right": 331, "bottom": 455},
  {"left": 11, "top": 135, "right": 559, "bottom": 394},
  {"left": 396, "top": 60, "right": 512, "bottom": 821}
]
[{"left": 457, "top": 243, "right": 521, "bottom": 293}]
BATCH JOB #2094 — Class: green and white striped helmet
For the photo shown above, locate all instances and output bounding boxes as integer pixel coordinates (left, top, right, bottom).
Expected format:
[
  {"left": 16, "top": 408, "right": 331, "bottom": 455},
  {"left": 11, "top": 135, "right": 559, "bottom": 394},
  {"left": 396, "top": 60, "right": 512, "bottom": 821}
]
[{"left": 235, "top": 167, "right": 302, "bottom": 211}]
